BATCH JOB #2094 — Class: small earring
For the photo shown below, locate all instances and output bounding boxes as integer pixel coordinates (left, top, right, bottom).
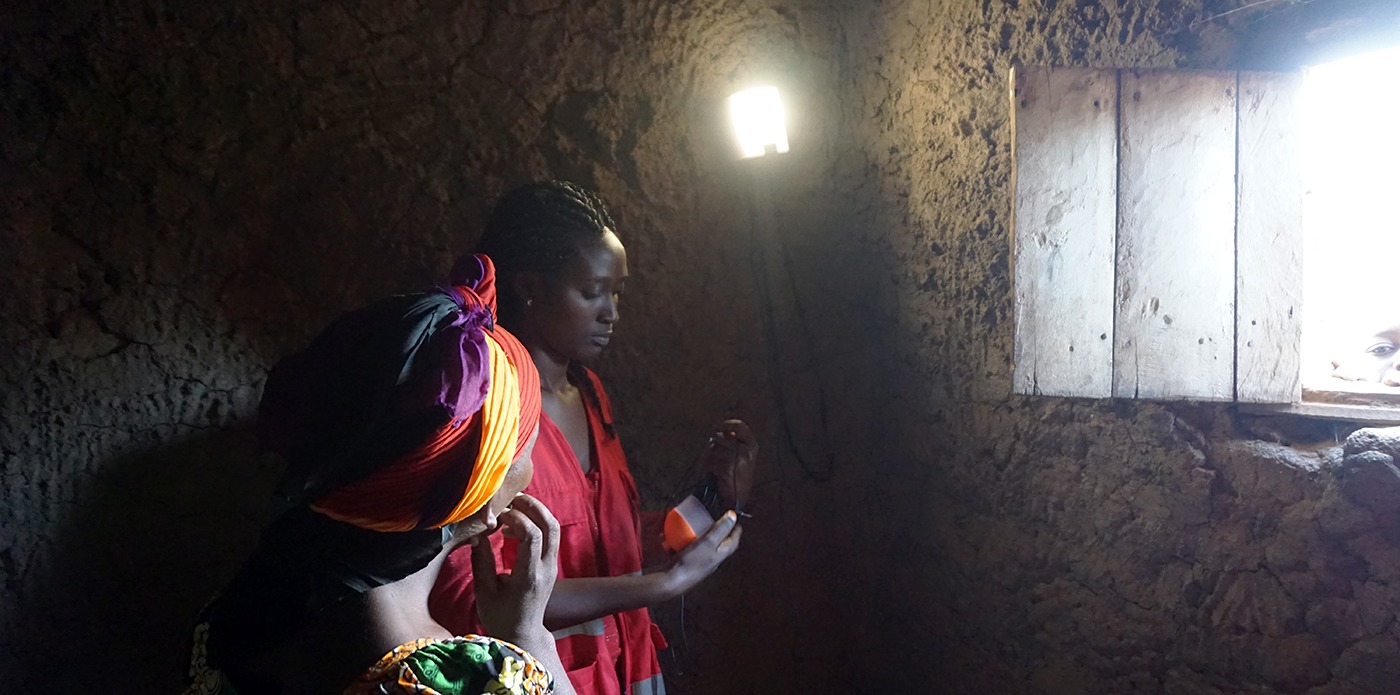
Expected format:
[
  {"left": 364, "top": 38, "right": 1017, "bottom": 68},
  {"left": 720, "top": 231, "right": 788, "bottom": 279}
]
[{"left": 526, "top": 299, "right": 534, "bottom": 307}]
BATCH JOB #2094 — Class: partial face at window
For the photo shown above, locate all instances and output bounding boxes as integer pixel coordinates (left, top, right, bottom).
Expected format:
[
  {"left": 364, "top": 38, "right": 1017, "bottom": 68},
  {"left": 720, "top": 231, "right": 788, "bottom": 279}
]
[
  {"left": 1331, "top": 323, "right": 1400, "bottom": 386},
  {"left": 519, "top": 230, "right": 629, "bottom": 364}
]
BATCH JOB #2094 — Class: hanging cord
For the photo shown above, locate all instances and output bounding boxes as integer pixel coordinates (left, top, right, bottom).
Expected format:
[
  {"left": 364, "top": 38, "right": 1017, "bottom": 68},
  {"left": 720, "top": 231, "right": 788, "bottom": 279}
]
[
  {"left": 663, "top": 164, "right": 830, "bottom": 682},
  {"left": 745, "top": 161, "right": 837, "bottom": 483},
  {"left": 664, "top": 160, "right": 836, "bottom": 683},
  {"left": 657, "top": 432, "right": 730, "bottom": 680},
  {"left": 742, "top": 158, "right": 830, "bottom": 677},
  {"left": 663, "top": 592, "right": 693, "bottom": 678}
]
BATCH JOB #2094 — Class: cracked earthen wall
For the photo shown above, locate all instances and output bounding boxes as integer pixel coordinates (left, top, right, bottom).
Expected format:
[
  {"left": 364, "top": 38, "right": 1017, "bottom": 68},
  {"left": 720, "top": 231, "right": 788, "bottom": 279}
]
[{"left": 7, "top": 0, "right": 1400, "bottom": 693}]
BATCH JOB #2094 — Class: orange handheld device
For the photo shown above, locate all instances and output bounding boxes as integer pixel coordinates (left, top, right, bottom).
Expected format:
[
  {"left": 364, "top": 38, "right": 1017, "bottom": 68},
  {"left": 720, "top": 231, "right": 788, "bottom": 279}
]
[{"left": 662, "top": 495, "right": 715, "bottom": 552}]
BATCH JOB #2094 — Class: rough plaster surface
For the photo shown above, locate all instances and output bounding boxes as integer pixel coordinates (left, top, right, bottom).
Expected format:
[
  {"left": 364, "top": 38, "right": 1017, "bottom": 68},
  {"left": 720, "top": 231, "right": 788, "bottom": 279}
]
[
  {"left": 7, "top": 0, "right": 1400, "bottom": 693},
  {"left": 831, "top": 1, "right": 1400, "bottom": 694}
]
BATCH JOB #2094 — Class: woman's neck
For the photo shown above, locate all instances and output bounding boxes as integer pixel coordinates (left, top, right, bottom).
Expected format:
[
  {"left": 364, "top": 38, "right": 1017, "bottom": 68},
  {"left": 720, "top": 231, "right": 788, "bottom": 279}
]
[{"left": 528, "top": 344, "right": 574, "bottom": 395}]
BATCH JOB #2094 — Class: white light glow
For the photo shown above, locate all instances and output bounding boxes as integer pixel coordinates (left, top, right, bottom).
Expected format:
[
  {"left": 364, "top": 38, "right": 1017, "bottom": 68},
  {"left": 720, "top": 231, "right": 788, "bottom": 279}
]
[
  {"left": 1300, "top": 46, "right": 1400, "bottom": 384},
  {"left": 728, "top": 86, "right": 789, "bottom": 158}
]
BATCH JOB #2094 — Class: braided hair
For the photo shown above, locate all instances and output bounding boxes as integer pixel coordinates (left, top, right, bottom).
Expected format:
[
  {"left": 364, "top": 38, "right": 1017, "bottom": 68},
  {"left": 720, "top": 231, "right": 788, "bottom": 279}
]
[
  {"left": 474, "top": 180, "right": 618, "bottom": 327},
  {"left": 473, "top": 180, "right": 620, "bottom": 434}
]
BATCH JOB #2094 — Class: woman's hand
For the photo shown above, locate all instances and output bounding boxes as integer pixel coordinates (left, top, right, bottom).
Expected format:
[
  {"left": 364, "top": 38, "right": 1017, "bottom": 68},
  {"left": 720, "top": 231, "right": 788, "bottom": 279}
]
[
  {"left": 471, "top": 494, "right": 560, "bottom": 643},
  {"left": 664, "top": 510, "right": 743, "bottom": 597},
  {"left": 703, "top": 419, "right": 758, "bottom": 511}
]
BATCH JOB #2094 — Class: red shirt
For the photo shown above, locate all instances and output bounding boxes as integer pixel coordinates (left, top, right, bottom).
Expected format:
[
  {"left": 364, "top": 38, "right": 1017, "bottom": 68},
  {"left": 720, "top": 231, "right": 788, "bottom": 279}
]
[{"left": 430, "top": 369, "right": 667, "bottom": 695}]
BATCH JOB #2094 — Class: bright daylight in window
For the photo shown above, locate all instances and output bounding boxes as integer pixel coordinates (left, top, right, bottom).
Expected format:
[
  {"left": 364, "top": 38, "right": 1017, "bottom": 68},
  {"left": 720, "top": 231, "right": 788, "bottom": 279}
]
[{"left": 1300, "top": 46, "right": 1400, "bottom": 401}]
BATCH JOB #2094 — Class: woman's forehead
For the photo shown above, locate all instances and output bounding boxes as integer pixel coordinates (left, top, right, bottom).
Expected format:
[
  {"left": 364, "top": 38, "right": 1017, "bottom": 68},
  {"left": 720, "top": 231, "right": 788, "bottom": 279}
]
[{"left": 564, "top": 235, "right": 628, "bottom": 278}]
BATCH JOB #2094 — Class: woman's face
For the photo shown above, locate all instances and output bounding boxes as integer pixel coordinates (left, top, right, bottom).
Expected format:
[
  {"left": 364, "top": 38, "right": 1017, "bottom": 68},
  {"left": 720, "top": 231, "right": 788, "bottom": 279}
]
[
  {"left": 520, "top": 230, "right": 628, "bottom": 364},
  {"left": 455, "top": 423, "right": 539, "bottom": 542}
]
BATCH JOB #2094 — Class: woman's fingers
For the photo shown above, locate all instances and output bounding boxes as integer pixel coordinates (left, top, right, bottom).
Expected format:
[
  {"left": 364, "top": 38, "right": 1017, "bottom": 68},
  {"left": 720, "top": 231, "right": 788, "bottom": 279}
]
[
  {"left": 667, "top": 512, "right": 743, "bottom": 592},
  {"left": 705, "top": 421, "right": 758, "bottom": 510},
  {"left": 717, "top": 518, "right": 743, "bottom": 555},
  {"left": 722, "top": 419, "right": 756, "bottom": 447},
  {"left": 499, "top": 511, "right": 542, "bottom": 571},
  {"left": 470, "top": 535, "right": 500, "bottom": 592},
  {"left": 695, "top": 511, "right": 741, "bottom": 556},
  {"left": 709, "top": 419, "right": 755, "bottom": 448},
  {"left": 466, "top": 496, "right": 564, "bottom": 640},
  {"left": 499, "top": 495, "right": 561, "bottom": 590},
  {"left": 709, "top": 421, "right": 758, "bottom": 466},
  {"left": 508, "top": 494, "right": 560, "bottom": 567}
]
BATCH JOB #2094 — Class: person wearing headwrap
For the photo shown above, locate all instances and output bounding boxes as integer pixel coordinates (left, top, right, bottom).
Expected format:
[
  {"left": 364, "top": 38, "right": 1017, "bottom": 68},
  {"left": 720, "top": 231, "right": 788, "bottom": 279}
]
[
  {"left": 429, "top": 182, "right": 757, "bottom": 695},
  {"left": 183, "top": 255, "right": 578, "bottom": 695}
]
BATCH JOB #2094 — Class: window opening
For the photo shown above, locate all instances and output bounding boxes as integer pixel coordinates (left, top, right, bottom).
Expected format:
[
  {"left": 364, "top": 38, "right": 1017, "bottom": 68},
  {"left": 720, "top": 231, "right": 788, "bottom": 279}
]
[{"left": 1300, "top": 46, "right": 1400, "bottom": 402}]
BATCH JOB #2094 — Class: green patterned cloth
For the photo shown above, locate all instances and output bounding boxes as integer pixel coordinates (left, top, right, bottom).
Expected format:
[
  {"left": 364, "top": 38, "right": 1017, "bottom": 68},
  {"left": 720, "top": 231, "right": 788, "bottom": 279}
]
[
  {"left": 348, "top": 635, "right": 555, "bottom": 695},
  {"left": 184, "top": 624, "right": 554, "bottom": 695}
]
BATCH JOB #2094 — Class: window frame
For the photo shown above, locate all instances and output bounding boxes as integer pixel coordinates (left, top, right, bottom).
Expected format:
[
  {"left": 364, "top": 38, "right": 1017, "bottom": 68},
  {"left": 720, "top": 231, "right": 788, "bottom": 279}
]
[{"left": 1009, "top": 65, "right": 1400, "bottom": 424}]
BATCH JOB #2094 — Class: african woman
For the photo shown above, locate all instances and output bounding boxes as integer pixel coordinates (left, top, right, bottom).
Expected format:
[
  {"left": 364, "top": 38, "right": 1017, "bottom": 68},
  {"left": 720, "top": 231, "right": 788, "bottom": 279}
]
[
  {"left": 431, "top": 182, "right": 757, "bottom": 695},
  {"left": 184, "top": 255, "right": 575, "bottom": 695}
]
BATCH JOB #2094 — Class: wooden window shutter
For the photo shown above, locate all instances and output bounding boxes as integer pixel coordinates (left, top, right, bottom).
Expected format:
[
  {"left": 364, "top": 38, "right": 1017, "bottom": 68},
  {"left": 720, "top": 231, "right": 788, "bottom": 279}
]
[{"left": 1010, "top": 67, "right": 1303, "bottom": 403}]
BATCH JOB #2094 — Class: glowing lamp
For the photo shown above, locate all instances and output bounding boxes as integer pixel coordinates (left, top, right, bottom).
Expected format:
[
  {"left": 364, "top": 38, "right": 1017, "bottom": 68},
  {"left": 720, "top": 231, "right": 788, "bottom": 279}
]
[{"left": 728, "top": 86, "right": 789, "bottom": 158}]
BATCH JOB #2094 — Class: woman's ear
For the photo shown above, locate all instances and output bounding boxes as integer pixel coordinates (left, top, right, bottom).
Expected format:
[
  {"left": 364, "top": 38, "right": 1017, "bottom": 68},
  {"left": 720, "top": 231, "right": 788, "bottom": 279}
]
[{"left": 513, "top": 272, "right": 545, "bottom": 308}]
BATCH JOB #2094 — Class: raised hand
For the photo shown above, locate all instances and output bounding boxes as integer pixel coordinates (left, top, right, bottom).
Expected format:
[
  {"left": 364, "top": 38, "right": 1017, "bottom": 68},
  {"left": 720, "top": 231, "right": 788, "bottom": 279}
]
[
  {"left": 702, "top": 419, "right": 758, "bottom": 511},
  {"left": 471, "top": 493, "right": 560, "bottom": 642}
]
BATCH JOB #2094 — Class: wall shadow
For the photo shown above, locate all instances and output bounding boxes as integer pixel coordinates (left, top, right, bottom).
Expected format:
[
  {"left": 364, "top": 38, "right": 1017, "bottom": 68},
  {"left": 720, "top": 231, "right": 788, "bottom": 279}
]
[{"left": 14, "top": 423, "right": 281, "bottom": 691}]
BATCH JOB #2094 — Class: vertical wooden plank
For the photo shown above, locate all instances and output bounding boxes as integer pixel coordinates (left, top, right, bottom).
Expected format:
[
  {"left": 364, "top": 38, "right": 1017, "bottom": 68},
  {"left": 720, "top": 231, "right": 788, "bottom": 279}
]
[
  {"left": 1011, "top": 66, "right": 1118, "bottom": 397},
  {"left": 1114, "top": 70, "right": 1237, "bottom": 400},
  {"left": 1236, "top": 72, "right": 1303, "bottom": 403}
]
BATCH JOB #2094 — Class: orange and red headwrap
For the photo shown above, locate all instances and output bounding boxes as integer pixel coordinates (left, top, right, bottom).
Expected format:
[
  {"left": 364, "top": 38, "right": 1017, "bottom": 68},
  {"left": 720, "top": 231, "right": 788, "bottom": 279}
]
[{"left": 258, "top": 255, "right": 541, "bottom": 532}]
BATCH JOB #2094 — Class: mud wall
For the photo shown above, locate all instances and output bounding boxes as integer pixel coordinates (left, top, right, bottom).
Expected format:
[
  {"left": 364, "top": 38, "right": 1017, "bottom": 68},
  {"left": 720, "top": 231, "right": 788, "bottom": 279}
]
[
  {"left": 832, "top": 0, "right": 1400, "bottom": 693},
  {"left": 2, "top": 1, "right": 852, "bottom": 690},
  {"left": 7, "top": 0, "right": 1400, "bottom": 693}
]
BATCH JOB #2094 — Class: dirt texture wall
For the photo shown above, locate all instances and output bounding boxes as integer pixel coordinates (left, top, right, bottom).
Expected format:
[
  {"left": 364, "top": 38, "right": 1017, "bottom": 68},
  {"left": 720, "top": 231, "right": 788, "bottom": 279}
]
[
  {"left": 2, "top": 1, "right": 858, "bottom": 691},
  {"left": 832, "top": 0, "right": 1400, "bottom": 693},
  {"left": 7, "top": 0, "right": 1400, "bottom": 694}
]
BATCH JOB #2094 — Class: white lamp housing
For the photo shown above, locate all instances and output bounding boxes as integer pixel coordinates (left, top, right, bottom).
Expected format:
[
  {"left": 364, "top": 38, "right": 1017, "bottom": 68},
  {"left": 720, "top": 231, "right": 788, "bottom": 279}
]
[{"left": 728, "top": 86, "right": 789, "bottom": 158}]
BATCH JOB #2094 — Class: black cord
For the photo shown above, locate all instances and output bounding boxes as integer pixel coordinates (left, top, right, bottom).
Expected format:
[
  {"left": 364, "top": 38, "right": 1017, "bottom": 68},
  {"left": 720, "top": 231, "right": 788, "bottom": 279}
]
[{"left": 745, "top": 164, "right": 836, "bottom": 483}]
